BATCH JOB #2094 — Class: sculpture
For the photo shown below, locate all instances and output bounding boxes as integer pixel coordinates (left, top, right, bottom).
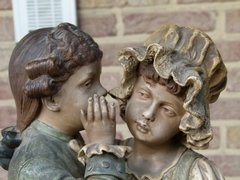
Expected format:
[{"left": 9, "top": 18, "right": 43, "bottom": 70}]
[
  {"left": 1, "top": 24, "right": 226, "bottom": 180},
  {"left": 82, "top": 24, "right": 227, "bottom": 179},
  {"left": 4, "top": 22, "right": 130, "bottom": 180}
]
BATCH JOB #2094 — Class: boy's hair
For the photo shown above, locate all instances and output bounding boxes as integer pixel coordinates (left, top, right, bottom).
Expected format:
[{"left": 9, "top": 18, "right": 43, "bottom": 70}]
[
  {"left": 9, "top": 23, "right": 102, "bottom": 131},
  {"left": 109, "top": 24, "right": 227, "bottom": 150}
]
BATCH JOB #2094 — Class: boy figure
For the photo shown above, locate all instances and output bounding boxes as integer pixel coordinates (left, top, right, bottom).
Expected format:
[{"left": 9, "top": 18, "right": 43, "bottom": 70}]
[
  {"left": 82, "top": 24, "right": 226, "bottom": 179},
  {"left": 4, "top": 23, "right": 130, "bottom": 180}
]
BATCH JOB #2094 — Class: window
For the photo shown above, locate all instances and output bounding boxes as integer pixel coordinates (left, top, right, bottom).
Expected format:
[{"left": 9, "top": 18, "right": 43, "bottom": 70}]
[{"left": 12, "top": 0, "right": 77, "bottom": 42}]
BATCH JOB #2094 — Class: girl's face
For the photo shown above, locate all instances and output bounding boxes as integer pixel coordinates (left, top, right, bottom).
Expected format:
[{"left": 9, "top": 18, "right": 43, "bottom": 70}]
[
  {"left": 125, "top": 76, "right": 185, "bottom": 146},
  {"left": 53, "top": 60, "right": 107, "bottom": 132}
]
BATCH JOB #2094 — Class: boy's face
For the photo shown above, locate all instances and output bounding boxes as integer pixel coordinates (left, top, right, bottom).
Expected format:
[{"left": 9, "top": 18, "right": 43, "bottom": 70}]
[
  {"left": 53, "top": 60, "right": 107, "bottom": 132},
  {"left": 125, "top": 76, "right": 185, "bottom": 146}
]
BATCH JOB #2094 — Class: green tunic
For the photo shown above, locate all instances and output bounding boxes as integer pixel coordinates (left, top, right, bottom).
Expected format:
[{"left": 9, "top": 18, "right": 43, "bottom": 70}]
[{"left": 8, "top": 120, "right": 85, "bottom": 180}]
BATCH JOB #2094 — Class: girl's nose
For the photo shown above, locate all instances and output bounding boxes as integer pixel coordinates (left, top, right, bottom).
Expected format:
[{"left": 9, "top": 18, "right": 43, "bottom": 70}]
[{"left": 142, "top": 103, "right": 156, "bottom": 121}]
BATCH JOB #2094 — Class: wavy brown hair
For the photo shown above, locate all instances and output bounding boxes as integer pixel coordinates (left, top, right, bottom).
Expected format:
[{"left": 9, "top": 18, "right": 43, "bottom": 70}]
[
  {"left": 9, "top": 23, "right": 102, "bottom": 131},
  {"left": 138, "top": 62, "right": 188, "bottom": 100}
]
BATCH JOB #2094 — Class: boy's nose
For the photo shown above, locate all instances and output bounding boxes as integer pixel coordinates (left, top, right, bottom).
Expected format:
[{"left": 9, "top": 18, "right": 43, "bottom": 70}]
[
  {"left": 142, "top": 104, "right": 156, "bottom": 121},
  {"left": 97, "top": 84, "right": 107, "bottom": 97}
]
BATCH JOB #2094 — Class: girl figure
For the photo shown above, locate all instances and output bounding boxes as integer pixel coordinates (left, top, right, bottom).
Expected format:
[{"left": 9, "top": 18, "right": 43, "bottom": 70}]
[
  {"left": 82, "top": 24, "right": 227, "bottom": 179},
  {"left": 7, "top": 23, "right": 130, "bottom": 180},
  {"left": 112, "top": 24, "right": 227, "bottom": 179}
]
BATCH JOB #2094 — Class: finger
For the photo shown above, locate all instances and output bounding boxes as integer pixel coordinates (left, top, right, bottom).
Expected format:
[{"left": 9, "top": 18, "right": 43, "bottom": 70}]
[
  {"left": 0, "top": 143, "right": 14, "bottom": 158},
  {"left": 1, "top": 126, "right": 21, "bottom": 148},
  {"left": 109, "top": 102, "right": 116, "bottom": 122},
  {"left": 2, "top": 133, "right": 21, "bottom": 148},
  {"left": 100, "top": 96, "right": 108, "bottom": 123},
  {"left": 93, "top": 94, "right": 101, "bottom": 121},
  {"left": 0, "top": 158, "right": 10, "bottom": 170},
  {"left": 1, "top": 126, "right": 16, "bottom": 137},
  {"left": 69, "top": 139, "right": 81, "bottom": 153},
  {"left": 87, "top": 97, "right": 94, "bottom": 123}
]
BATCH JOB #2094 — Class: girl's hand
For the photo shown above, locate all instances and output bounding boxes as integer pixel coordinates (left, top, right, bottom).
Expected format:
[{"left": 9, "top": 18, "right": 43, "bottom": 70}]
[{"left": 80, "top": 94, "right": 116, "bottom": 145}]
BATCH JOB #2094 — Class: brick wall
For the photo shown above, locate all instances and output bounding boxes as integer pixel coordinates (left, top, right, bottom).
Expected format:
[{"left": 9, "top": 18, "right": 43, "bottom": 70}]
[{"left": 0, "top": 0, "right": 240, "bottom": 179}]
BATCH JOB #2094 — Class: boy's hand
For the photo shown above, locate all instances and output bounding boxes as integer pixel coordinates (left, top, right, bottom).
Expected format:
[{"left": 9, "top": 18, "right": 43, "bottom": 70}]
[
  {"left": 80, "top": 94, "right": 116, "bottom": 145},
  {"left": 0, "top": 126, "right": 21, "bottom": 170}
]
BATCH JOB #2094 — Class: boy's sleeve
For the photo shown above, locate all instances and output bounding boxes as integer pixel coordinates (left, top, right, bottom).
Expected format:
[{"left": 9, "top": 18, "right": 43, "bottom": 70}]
[
  {"left": 78, "top": 143, "right": 132, "bottom": 180},
  {"left": 17, "top": 158, "right": 84, "bottom": 180}
]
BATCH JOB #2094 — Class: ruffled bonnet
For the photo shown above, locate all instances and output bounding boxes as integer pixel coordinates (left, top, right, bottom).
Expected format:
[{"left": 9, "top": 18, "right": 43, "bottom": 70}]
[{"left": 109, "top": 24, "right": 227, "bottom": 149}]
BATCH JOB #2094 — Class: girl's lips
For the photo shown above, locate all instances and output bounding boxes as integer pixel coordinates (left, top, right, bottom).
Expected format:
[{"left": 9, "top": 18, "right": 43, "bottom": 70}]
[{"left": 136, "top": 120, "right": 149, "bottom": 133}]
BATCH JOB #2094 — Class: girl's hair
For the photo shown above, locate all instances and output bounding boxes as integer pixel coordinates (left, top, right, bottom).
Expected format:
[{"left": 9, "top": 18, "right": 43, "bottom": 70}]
[
  {"left": 115, "top": 62, "right": 188, "bottom": 123},
  {"left": 9, "top": 23, "right": 102, "bottom": 131},
  {"left": 138, "top": 62, "right": 188, "bottom": 100}
]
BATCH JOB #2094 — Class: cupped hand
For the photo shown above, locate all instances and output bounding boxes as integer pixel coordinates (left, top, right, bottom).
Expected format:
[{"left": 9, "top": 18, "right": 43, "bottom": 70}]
[
  {"left": 80, "top": 94, "right": 116, "bottom": 145},
  {"left": 0, "top": 126, "right": 22, "bottom": 170}
]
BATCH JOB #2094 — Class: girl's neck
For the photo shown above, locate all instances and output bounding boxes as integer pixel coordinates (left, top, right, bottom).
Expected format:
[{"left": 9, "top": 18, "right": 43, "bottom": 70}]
[
  {"left": 128, "top": 137, "right": 183, "bottom": 178},
  {"left": 134, "top": 137, "right": 180, "bottom": 156}
]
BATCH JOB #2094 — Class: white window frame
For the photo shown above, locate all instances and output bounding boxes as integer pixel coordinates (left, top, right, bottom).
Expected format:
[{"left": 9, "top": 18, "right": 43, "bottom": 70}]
[{"left": 12, "top": 0, "right": 77, "bottom": 42}]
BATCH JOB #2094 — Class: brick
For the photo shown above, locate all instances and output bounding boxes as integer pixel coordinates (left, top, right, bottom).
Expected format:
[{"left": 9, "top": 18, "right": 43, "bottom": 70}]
[
  {"left": 0, "top": 16, "right": 14, "bottom": 41},
  {"left": 177, "top": 0, "right": 238, "bottom": 3},
  {"left": 100, "top": 42, "right": 142, "bottom": 66},
  {"left": 227, "top": 126, "right": 240, "bottom": 149},
  {"left": 0, "top": 0, "right": 12, "bottom": 10},
  {"left": 78, "top": 14, "right": 117, "bottom": 37},
  {"left": 126, "top": 0, "right": 169, "bottom": 6},
  {"left": 77, "top": 0, "right": 126, "bottom": 8},
  {"left": 207, "top": 155, "right": 240, "bottom": 176},
  {"left": 80, "top": 131, "right": 89, "bottom": 144},
  {"left": 209, "top": 127, "right": 220, "bottom": 149},
  {"left": 0, "top": 106, "right": 16, "bottom": 128},
  {"left": 101, "top": 72, "right": 121, "bottom": 91},
  {"left": 177, "top": 0, "right": 203, "bottom": 3},
  {"left": 226, "top": 66, "right": 240, "bottom": 91},
  {"left": 115, "top": 104, "right": 125, "bottom": 124},
  {"left": 0, "top": 45, "right": 13, "bottom": 71},
  {"left": 210, "top": 98, "right": 240, "bottom": 120},
  {"left": 0, "top": 167, "right": 8, "bottom": 180},
  {"left": 0, "top": 75, "right": 13, "bottom": 100},
  {"left": 226, "top": 9, "right": 240, "bottom": 33},
  {"left": 216, "top": 40, "right": 240, "bottom": 62},
  {"left": 115, "top": 132, "right": 123, "bottom": 140},
  {"left": 77, "top": 0, "right": 169, "bottom": 8},
  {"left": 123, "top": 11, "right": 216, "bottom": 35}
]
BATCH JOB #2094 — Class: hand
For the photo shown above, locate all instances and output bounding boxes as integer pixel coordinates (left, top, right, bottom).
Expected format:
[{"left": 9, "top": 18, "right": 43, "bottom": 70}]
[
  {"left": 0, "top": 126, "right": 21, "bottom": 170},
  {"left": 80, "top": 94, "right": 116, "bottom": 145}
]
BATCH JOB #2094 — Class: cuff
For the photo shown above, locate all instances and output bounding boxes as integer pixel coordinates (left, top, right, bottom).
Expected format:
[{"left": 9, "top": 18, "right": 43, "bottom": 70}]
[
  {"left": 78, "top": 143, "right": 132, "bottom": 165},
  {"left": 84, "top": 152, "right": 126, "bottom": 180}
]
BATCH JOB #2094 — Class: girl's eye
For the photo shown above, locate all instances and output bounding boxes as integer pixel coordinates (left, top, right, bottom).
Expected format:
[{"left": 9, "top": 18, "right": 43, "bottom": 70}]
[
  {"left": 138, "top": 90, "right": 149, "bottom": 99},
  {"left": 163, "top": 106, "right": 176, "bottom": 117}
]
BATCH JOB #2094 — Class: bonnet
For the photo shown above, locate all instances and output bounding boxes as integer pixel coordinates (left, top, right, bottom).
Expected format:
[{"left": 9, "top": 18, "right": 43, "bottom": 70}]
[{"left": 109, "top": 24, "right": 227, "bottom": 149}]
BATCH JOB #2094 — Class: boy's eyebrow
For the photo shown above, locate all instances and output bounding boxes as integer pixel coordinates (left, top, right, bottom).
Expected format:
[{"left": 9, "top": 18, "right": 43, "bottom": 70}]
[{"left": 77, "top": 72, "right": 96, "bottom": 85}]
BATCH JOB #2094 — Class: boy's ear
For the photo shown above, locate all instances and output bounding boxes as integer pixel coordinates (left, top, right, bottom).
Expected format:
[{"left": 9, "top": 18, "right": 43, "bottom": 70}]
[{"left": 41, "top": 96, "right": 60, "bottom": 112}]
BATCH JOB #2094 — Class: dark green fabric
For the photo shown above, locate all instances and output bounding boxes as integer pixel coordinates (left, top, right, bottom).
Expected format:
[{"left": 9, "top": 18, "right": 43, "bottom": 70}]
[{"left": 8, "top": 120, "right": 85, "bottom": 180}]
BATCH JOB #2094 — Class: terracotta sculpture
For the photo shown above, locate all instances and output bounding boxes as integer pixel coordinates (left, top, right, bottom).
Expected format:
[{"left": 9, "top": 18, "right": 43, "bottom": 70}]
[
  {"left": 0, "top": 24, "right": 226, "bottom": 180},
  {"left": 5, "top": 22, "right": 130, "bottom": 180},
  {"left": 81, "top": 24, "right": 227, "bottom": 179}
]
